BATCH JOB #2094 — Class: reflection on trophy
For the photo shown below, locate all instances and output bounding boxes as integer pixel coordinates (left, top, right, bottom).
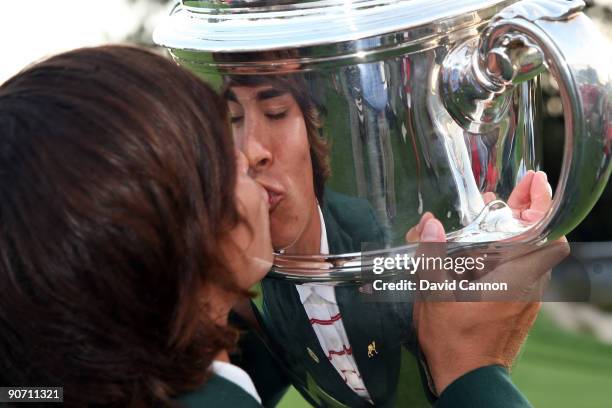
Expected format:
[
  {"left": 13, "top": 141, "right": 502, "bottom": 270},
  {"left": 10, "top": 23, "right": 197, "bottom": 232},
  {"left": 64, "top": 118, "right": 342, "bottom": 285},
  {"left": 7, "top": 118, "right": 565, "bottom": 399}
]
[{"left": 155, "top": 0, "right": 612, "bottom": 406}]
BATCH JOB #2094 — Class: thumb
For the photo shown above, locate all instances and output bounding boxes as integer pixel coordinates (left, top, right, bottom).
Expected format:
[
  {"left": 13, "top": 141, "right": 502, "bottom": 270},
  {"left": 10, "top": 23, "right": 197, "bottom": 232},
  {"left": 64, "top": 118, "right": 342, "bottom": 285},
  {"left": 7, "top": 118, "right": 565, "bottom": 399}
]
[
  {"left": 420, "top": 218, "right": 447, "bottom": 243},
  {"left": 416, "top": 218, "right": 452, "bottom": 301}
]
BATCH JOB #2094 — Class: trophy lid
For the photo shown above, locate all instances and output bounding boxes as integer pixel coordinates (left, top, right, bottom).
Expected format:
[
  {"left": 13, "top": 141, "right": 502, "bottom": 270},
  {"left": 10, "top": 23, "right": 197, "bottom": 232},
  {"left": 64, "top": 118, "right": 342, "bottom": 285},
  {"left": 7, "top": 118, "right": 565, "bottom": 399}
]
[{"left": 154, "top": 0, "right": 518, "bottom": 54}]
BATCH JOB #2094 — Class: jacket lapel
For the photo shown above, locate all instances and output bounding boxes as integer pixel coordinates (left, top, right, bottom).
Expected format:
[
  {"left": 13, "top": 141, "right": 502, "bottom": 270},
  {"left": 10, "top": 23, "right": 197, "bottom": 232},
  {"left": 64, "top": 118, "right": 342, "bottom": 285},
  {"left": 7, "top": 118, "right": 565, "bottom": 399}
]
[
  {"left": 260, "top": 278, "right": 369, "bottom": 407},
  {"left": 323, "top": 192, "right": 433, "bottom": 406},
  {"left": 336, "top": 285, "right": 403, "bottom": 407},
  {"left": 324, "top": 195, "right": 398, "bottom": 406}
]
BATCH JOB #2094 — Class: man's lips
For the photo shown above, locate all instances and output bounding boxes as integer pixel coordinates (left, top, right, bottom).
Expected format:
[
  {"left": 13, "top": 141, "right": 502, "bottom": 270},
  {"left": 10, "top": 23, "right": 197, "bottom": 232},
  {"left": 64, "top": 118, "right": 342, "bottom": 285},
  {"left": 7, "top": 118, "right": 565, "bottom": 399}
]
[{"left": 261, "top": 185, "right": 284, "bottom": 212}]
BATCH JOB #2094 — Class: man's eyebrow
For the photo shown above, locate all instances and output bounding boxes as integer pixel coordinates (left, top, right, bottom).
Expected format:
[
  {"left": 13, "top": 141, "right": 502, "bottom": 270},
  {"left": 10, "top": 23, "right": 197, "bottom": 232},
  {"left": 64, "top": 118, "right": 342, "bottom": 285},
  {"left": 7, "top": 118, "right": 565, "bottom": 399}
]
[
  {"left": 223, "top": 89, "right": 237, "bottom": 102},
  {"left": 256, "top": 88, "right": 287, "bottom": 101}
]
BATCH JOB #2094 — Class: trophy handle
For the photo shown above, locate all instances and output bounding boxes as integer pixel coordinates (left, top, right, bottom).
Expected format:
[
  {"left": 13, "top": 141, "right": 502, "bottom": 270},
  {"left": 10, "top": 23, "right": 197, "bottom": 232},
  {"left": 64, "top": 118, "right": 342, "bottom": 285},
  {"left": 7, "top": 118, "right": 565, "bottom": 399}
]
[{"left": 440, "top": 0, "right": 612, "bottom": 241}]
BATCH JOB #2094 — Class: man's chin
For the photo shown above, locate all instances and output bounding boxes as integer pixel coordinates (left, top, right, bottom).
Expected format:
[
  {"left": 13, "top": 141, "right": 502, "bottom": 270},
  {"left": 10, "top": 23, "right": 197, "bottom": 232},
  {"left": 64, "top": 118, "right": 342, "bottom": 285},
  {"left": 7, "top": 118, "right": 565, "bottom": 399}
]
[
  {"left": 271, "top": 236, "right": 300, "bottom": 254},
  {"left": 270, "top": 223, "right": 302, "bottom": 251}
]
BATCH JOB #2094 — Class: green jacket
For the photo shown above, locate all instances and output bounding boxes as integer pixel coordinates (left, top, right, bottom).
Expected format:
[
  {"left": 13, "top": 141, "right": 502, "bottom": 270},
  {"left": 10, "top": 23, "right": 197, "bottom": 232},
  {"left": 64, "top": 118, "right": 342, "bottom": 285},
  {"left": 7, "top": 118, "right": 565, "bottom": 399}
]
[
  {"left": 177, "top": 365, "right": 529, "bottom": 408},
  {"left": 179, "top": 189, "right": 532, "bottom": 408},
  {"left": 255, "top": 189, "right": 427, "bottom": 407}
]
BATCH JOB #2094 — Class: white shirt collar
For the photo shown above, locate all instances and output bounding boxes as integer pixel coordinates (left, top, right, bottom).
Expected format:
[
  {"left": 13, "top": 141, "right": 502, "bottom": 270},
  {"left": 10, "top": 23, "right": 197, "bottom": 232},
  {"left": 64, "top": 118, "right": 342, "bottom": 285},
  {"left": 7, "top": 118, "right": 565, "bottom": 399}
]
[
  {"left": 298, "top": 283, "right": 337, "bottom": 304},
  {"left": 210, "top": 361, "right": 262, "bottom": 404},
  {"left": 318, "top": 204, "right": 329, "bottom": 256},
  {"left": 297, "top": 206, "right": 336, "bottom": 304}
]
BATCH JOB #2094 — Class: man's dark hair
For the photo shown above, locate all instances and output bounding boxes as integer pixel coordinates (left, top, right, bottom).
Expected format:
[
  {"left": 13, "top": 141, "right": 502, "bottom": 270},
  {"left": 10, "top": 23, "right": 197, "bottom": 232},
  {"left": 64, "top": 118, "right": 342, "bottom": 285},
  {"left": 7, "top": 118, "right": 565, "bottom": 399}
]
[{"left": 0, "top": 46, "right": 241, "bottom": 406}]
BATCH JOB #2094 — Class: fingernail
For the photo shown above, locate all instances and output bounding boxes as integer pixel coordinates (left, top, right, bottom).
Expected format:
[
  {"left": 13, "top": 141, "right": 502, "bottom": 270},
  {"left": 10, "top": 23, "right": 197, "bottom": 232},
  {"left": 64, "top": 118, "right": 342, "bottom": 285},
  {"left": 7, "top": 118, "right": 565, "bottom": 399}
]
[{"left": 421, "top": 219, "right": 441, "bottom": 241}]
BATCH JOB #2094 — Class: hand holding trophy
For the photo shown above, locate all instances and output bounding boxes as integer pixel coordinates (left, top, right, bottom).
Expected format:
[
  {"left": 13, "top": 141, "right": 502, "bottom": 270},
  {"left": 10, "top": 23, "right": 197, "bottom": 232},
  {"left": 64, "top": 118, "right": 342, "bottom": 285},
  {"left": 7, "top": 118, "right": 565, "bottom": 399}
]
[{"left": 410, "top": 171, "right": 569, "bottom": 395}]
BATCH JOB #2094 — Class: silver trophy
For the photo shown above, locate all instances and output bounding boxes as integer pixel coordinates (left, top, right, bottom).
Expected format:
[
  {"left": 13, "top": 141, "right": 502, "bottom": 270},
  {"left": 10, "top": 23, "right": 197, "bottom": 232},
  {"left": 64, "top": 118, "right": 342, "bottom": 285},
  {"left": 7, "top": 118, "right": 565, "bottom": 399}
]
[{"left": 155, "top": 1, "right": 612, "bottom": 406}]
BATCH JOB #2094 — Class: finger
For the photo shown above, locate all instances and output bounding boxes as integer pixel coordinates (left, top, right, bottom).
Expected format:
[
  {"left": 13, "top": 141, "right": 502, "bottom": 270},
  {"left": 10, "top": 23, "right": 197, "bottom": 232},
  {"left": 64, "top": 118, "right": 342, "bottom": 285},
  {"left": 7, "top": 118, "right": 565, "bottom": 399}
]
[
  {"left": 507, "top": 170, "right": 535, "bottom": 212},
  {"left": 405, "top": 212, "right": 434, "bottom": 244},
  {"left": 416, "top": 218, "right": 453, "bottom": 301},
  {"left": 405, "top": 227, "right": 419, "bottom": 244},
  {"left": 417, "top": 212, "right": 435, "bottom": 234},
  {"left": 526, "top": 171, "right": 553, "bottom": 214},
  {"left": 521, "top": 209, "right": 546, "bottom": 223},
  {"left": 420, "top": 218, "right": 446, "bottom": 243},
  {"left": 518, "top": 172, "right": 552, "bottom": 222}
]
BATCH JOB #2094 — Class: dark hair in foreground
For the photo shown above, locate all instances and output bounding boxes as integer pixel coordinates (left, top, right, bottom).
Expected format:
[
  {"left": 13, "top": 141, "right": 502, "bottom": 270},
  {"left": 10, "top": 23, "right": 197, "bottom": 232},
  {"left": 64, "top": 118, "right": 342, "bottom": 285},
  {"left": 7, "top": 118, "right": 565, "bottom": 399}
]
[{"left": 0, "top": 46, "right": 241, "bottom": 406}]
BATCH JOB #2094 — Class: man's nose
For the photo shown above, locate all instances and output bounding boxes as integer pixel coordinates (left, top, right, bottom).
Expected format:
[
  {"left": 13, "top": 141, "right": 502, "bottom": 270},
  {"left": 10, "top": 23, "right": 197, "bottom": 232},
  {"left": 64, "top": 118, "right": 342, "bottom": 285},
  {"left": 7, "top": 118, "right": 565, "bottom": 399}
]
[{"left": 242, "top": 119, "right": 273, "bottom": 171}]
